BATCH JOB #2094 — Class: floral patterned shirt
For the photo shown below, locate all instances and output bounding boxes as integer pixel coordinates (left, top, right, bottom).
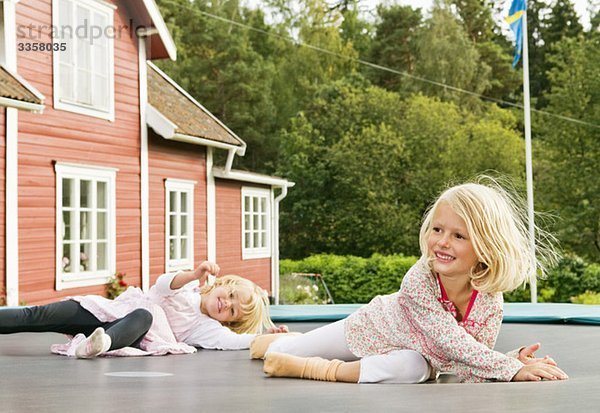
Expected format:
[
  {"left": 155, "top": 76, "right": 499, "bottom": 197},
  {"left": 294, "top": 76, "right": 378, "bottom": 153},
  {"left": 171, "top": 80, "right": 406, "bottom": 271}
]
[{"left": 344, "top": 258, "right": 523, "bottom": 382}]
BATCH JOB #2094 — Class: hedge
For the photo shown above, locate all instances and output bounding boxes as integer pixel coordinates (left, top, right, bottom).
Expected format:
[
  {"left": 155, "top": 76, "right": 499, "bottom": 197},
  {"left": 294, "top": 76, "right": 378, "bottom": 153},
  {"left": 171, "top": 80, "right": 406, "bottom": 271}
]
[
  {"left": 281, "top": 254, "right": 600, "bottom": 304},
  {"left": 280, "top": 254, "right": 418, "bottom": 304}
]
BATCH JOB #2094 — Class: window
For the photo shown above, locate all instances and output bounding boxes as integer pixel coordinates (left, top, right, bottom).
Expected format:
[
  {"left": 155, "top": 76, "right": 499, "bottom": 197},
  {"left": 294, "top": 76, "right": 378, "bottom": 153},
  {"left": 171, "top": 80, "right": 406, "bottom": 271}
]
[
  {"left": 55, "top": 163, "right": 117, "bottom": 289},
  {"left": 242, "top": 187, "right": 271, "bottom": 259},
  {"left": 53, "top": 0, "right": 115, "bottom": 120},
  {"left": 165, "top": 179, "right": 195, "bottom": 272}
]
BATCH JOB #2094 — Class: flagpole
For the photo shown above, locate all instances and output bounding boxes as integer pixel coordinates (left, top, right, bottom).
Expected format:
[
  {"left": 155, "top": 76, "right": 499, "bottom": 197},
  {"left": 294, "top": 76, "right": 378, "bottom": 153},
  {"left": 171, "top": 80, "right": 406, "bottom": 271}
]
[{"left": 521, "top": 11, "right": 537, "bottom": 304}]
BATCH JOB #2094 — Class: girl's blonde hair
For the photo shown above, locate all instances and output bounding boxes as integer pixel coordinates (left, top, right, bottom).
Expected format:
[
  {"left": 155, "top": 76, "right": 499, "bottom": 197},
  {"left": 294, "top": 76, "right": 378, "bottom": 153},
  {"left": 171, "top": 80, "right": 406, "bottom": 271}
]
[
  {"left": 419, "top": 176, "right": 559, "bottom": 293},
  {"left": 200, "top": 275, "right": 275, "bottom": 334}
]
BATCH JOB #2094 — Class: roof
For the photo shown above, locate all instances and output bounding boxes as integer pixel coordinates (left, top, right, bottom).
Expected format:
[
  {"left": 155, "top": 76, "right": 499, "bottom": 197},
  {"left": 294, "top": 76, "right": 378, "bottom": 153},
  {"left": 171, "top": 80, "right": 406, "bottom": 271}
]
[
  {"left": 123, "top": 0, "right": 176, "bottom": 60},
  {"left": 0, "top": 66, "right": 45, "bottom": 112},
  {"left": 146, "top": 62, "right": 245, "bottom": 149}
]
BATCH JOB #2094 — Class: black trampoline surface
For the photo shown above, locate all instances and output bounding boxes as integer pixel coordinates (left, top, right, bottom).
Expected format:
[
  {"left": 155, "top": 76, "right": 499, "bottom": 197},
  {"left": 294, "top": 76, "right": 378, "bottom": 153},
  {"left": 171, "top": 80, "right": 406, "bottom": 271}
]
[{"left": 1, "top": 322, "right": 598, "bottom": 413}]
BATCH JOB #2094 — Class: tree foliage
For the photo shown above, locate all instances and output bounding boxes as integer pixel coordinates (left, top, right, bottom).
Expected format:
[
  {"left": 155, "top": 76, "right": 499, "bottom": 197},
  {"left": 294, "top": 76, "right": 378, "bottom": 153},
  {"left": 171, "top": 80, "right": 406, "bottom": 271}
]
[
  {"left": 535, "top": 34, "right": 600, "bottom": 259},
  {"left": 154, "top": 0, "right": 598, "bottom": 262},
  {"left": 277, "top": 80, "right": 524, "bottom": 258}
]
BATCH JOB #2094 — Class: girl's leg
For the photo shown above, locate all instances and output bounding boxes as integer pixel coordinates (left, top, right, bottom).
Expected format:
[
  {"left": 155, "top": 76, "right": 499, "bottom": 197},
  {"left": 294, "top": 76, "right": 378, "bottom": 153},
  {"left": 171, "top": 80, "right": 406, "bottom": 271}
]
[
  {"left": 262, "top": 320, "right": 360, "bottom": 382},
  {"left": 0, "top": 300, "right": 103, "bottom": 336},
  {"left": 75, "top": 309, "right": 152, "bottom": 358},
  {"left": 266, "top": 319, "right": 356, "bottom": 361},
  {"left": 103, "top": 308, "right": 153, "bottom": 350},
  {"left": 264, "top": 350, "right": 431, "bottom": 384},
  {"left": 358, "top": 350, "right": 432, "bottom": 383}
]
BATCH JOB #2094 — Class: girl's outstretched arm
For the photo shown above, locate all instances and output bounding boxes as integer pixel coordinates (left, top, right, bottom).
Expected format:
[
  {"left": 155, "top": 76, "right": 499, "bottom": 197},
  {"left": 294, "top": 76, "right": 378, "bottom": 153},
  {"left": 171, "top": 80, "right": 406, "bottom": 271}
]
[{"left": 169, "top": 261, "right": 220, "bottom": 290}]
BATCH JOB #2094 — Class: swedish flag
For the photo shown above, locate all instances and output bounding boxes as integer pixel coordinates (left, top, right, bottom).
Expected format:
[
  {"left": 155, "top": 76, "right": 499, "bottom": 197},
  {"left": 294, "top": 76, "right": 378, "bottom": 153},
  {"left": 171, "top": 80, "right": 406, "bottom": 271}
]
[{"left": 506, "top": 0, "right": 526, "bottom": 67}]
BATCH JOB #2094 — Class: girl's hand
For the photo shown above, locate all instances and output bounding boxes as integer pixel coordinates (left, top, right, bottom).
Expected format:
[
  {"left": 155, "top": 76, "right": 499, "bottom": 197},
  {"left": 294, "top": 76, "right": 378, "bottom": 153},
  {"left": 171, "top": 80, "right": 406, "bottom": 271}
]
[
  {"left": 518, "top": 343, "right": 557, "bottom": 366},
  {"left": 266, "top": 325, "right": 289, "bottom": 334},
  {"left": 512, "top": 360, "right": 569, "bottom": 381},
  {"left": 194, "top": 261, "right": 220, "bottom": 283}
]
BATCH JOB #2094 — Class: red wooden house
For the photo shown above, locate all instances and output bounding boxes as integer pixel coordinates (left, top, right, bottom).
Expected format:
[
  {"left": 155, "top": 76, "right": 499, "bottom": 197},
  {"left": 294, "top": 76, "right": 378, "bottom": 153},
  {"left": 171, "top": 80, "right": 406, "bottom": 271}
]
[{"left": 0, "top": 0, "right": 292, "bottom": 306}]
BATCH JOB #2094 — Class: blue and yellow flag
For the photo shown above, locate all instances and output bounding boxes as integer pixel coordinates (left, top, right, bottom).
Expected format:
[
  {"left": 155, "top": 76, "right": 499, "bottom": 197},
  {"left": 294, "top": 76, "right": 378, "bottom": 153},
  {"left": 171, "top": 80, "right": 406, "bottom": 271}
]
[{"left": 506, "top": 0, "right": 527, "bottom": 67}]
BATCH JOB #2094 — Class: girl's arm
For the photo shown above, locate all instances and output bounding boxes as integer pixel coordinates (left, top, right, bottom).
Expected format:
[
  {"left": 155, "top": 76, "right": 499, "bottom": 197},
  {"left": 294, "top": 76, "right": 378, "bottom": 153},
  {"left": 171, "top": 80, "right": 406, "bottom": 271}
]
[
  {"left": 152, "top": 262, "right": 220, "bottom": 297},
  {"left": 185, "top": 318, "right": 255, "bottom": 350},
  {"left": 169, "top": 261, "right": 220, "bottom": 290}
]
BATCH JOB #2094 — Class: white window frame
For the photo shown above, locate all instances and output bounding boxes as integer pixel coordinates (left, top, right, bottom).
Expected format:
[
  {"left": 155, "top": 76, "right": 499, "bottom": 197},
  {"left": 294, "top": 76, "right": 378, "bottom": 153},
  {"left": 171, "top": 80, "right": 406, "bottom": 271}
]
[
  {"left": 52, "top": 0, "right": 116, "bottom": 121},
  {"left": 55, "top": 162, "right": 117, "bottom": 290},
  {"left": 241, "top": 187, "right": 272, "bottom": 260},
  {"left": 165, "top": 179, "right": 195, "bottom": 273}
]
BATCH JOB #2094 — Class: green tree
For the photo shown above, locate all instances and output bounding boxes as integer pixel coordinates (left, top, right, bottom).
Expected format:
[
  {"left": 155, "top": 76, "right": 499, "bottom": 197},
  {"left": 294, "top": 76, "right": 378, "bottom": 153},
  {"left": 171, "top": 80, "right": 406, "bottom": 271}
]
[
  {"left": 266, "top": 0, "right": 359, "bottom": 134},
  {"left": 413, "top": 6, "right": 491, "bottom": 106},
  {"left": 536, "top": 35, "right": 600, "bottom": 259},
  {"left": 332, "top": 0, "right": 373, "bottom": 58},
  {"left": 364, "top": 5, "right": 422, "bottom": 92},
  {"left": 278, "top": 79, "right": 525, "bottom": 259},
  {"left": 448, "top": 0, "right": 519, "bottom": 100},
  {"left": 526, "top": 0, "right": 583, "bottom": 108}
]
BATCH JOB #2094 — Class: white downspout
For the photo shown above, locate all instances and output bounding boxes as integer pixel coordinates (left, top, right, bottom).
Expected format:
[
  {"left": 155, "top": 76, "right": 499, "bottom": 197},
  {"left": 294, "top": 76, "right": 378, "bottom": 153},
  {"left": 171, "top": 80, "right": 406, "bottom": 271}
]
[
  {"left": 138, "top": 35, "right": 150, "bottom": 291},
  {"left": 206, "top": 147, "right": 216, "bottom": 262},
  {"left": 2, "top": 0, "right": 19, "bottom": 306},
  {"left": 224, "top": 148, "right": 236, "bottom": 174},
  {"left": 271, "top": 186, "right": 288, "bottom": 304}
]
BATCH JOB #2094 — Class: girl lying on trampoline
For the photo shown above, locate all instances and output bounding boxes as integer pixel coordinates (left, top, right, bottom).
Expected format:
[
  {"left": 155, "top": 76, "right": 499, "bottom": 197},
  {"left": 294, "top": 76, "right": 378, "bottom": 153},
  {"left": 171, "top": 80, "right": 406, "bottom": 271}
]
[
  {"left": 0, "top": 261, "right": 288, "bottom": 357},
  {"left": 251, "top": 178, "right": 569, "bottom": 383}
]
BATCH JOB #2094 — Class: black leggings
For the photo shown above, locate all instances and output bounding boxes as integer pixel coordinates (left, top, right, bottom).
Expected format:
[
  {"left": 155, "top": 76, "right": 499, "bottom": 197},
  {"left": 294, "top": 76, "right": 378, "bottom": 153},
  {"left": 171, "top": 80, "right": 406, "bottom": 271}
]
[{"left": 0, "top": 300, "right": 153, "bottom": 351}]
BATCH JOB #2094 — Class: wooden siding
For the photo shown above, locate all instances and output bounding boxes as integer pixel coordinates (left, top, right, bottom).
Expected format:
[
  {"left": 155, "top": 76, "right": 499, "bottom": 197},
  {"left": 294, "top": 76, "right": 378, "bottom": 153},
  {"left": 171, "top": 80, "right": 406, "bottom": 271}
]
[
  {"left": 147, "top": 130, "right": 207, "bottom": 286},
  {"left": 0, "top": 108, "right": 5, "bottom": 303},
  {"left": 15, "top": 0, "right": 142, "bottom": 304},
  {"left": 215, "top": 179, "right": 271, "bottom": 294}
]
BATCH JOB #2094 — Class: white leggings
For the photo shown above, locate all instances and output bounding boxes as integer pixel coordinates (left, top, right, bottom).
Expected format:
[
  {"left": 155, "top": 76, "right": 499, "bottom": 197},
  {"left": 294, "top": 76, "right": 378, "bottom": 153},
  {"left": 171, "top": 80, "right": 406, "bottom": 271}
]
[{"left": 266, "top": 320, "right": 431, "bottom": 384}]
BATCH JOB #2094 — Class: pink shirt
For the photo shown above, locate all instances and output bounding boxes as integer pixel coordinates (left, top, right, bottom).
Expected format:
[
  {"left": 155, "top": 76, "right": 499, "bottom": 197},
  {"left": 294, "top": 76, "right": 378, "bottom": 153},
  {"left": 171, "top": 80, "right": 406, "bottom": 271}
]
[{"left": 344, "top": 259, "right": 523, "bottom": 382}]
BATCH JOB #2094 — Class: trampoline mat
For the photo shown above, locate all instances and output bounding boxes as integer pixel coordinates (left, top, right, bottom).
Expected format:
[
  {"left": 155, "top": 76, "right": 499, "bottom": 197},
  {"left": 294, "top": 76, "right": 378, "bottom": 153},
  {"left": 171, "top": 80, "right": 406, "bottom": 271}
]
[
  {"left": 0, "top": 321, "right": 598, "bottom": 413},
  {"left": 270, "top": 303, "right": 600, "bottom": 325}
]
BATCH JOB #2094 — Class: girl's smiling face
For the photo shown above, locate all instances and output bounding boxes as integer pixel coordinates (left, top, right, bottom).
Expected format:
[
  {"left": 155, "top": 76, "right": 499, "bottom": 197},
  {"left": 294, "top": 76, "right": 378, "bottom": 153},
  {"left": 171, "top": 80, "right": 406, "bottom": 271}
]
[
  {"left": 200, "top": 285, "right": 251, "bottom": 323},
  {"left": 427, "top": 202, "right": 480, "bottom": 280}
]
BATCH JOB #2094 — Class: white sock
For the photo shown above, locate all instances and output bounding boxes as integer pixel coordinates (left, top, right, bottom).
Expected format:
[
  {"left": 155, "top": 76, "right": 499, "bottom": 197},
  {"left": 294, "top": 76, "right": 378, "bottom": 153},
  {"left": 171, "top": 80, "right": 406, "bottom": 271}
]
[{"left": 75, "top": 327, "right": 112, "bottom": 359}]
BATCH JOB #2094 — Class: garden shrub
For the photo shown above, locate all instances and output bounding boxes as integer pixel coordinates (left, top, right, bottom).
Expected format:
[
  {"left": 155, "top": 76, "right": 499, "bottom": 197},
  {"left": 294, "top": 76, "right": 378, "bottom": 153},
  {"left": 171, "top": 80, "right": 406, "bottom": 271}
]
[
  {"left": 282, "top": 254, "right": 600, "bottom": 304},
  {"left": 280, "top": 254, "right": 418, "bottom": 304}
]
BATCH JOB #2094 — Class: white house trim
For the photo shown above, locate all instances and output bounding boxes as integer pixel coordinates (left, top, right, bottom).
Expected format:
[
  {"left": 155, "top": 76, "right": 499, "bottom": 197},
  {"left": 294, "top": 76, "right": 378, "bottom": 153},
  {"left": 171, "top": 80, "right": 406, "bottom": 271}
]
[
  {"left": 2, "top": 0, "right": 19, "bottom": 306},
  {"left": 206, "top": 148, "right": 216, "bottom": 262},
  {"left": 139, "top": 39, "right": 150, "bottom": 291},
  {"left": 146, "top": 103, "right": 177, "bottom": 139},
  {"left": 5, "top": 107, "right": 18, "bottom": 305},
  {"left": 271, "top": 186, "right": 289, "bottom": 304},
  {"left": 212, "top": 167, "right": 295, "bottom": 188},
  {"left": 0, "top": 97, "right": 44, "bottom": 112}
]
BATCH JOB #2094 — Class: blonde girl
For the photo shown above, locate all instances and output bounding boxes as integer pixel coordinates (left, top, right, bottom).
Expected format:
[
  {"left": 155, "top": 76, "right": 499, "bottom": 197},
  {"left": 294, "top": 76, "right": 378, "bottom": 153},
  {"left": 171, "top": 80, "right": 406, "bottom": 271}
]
[
  {"left": 0, "top": 261, "right": 287, "bottom": 358},
  {"left": 251, "top": 178, "right": 568, "bottom": 383}
]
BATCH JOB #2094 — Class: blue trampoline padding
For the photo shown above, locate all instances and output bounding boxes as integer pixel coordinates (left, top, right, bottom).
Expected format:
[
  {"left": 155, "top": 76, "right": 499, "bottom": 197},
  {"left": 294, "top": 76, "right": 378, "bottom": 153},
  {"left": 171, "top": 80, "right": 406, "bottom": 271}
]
[{"left": 271, "top": 303, "right": 600, "bottom": 325}]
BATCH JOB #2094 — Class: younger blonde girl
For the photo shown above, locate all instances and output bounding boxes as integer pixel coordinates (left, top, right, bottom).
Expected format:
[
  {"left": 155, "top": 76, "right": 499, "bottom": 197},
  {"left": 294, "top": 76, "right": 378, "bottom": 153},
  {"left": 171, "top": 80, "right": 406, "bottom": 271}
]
[{"left": 0, "top": 262, "right": 287, "bottom": 357}]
